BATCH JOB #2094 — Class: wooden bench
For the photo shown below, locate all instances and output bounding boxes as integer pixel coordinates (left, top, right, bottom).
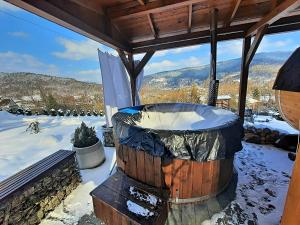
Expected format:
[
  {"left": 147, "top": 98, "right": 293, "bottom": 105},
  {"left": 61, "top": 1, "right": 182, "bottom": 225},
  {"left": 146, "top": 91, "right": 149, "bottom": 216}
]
[
  {"left": 91, "top": 171, "right": 168, "bottom": 225},
  {"left": 0, "top": 150, "right": 75, "bottom": 201}
]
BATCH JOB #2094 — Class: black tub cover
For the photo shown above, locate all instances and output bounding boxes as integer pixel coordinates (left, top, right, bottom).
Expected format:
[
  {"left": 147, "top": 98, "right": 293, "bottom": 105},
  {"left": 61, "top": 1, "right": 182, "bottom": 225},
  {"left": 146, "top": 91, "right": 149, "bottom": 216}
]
[{"left": 112, "top": 103, "right": 244, "bottom": 162}]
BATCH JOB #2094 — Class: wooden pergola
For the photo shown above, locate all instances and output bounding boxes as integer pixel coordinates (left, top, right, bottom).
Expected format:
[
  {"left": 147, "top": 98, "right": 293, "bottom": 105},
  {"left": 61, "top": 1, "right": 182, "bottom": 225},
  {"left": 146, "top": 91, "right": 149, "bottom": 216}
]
[
  {"left": 4, "top": 1, "right": 300, "bottom": 224},
  {"left": 6, "top": 0, "right": 300, "bottom": 119}
]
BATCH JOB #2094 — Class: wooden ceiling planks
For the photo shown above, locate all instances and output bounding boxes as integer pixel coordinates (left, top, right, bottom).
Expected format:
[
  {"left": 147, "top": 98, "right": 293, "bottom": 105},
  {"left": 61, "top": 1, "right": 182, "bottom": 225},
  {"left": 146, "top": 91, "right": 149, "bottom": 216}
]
[
  {"left": 246, "top": 0, "right": 300, "bottom": 36},
  {"left": 6, "top": 0, "right": 300, "bottom": 53}
]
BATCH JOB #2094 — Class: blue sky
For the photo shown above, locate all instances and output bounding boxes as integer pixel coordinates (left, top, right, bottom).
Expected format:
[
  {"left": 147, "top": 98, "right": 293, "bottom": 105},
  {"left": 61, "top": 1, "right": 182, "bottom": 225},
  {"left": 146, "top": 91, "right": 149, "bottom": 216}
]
[{"left": 0, "top": 0, "right": 299, "bottom": 84}]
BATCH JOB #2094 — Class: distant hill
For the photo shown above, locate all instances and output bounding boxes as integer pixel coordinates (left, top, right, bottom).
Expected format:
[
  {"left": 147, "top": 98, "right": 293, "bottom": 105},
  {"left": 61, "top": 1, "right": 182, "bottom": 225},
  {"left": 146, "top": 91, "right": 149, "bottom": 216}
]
[
  {"left": 143, "top": 51, "right": 292, "bottom": 89},
  {"left": 0, "top": 72, "right": 102, "bottom": 100},
  {"left": 0, "top": 51, "right": 292, "bottom": 100}
]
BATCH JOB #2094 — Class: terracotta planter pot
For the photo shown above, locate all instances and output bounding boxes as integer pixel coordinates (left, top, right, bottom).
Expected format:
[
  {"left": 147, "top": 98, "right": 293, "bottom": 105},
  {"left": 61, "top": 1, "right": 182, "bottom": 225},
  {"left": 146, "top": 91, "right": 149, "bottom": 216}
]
[{"left": 73, "top": 139, "right": 105, "bottom": 169}]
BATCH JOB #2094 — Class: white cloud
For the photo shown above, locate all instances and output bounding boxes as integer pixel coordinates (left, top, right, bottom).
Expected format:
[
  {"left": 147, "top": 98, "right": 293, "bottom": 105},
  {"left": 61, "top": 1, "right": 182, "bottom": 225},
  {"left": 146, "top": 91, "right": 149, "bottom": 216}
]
[
  {"left": 7, "top": 31, "right": 28, "bottom": 38},
  {"left": 0, "top": 51, "right": 58, "bottom": 74},
  {"left": 78, "top": 69, "right": 100, "bottom": 76},
  {"left": 258, "top": 37, "right": 298, "bottom": 53},
  {"left": 171, "top": 45, "right": 201, "bottom": 54},
  {"left": 145, "top": 56, "right": 203, "bottom": 74},
  {"left": 0, "top": 1, "right": 20, "bottom": 11},
  {"left": 53, "top": 38, "right": 99, "bottom": 60},
  {"left": 136, "top": 45, "right": 201, "bottom": 60},
  {"left": 75, "top": 69, "right": 102, "bottom": 83},
  {"left": 218, "top": 40, "right": 243, "bottom": 58},
  {"left": 53, "top": 38, "right": 116, "bottom": 61}
]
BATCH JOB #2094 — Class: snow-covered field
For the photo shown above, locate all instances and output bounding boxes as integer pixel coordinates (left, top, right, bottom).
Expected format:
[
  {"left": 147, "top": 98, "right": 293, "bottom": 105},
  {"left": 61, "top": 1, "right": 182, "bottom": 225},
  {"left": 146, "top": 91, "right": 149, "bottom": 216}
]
[
  {"left": 203, "top": 142, "right": 293, "bottom": 225},
  {"left": 0, "top": 111, "right": 108, "bottom": 181},
  {"left": 0, "top": 111, "right": 296, "bottom": 224},
  {"left": 246, "top": 115, "right": 298, "bottom": 134}
]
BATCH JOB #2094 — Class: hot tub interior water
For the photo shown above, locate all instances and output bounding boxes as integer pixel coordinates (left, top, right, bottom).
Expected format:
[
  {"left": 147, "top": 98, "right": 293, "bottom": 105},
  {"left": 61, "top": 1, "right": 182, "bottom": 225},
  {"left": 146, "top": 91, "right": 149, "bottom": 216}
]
[{"left": 135, "top": 109, "right": 237, "bottom": 130}]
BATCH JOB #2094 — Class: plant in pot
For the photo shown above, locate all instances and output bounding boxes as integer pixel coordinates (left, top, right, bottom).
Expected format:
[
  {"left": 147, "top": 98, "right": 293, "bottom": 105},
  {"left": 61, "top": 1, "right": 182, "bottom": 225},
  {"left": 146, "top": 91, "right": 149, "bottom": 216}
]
[{"left": 71, "top": 122, "right": 105, "bottom": 169}]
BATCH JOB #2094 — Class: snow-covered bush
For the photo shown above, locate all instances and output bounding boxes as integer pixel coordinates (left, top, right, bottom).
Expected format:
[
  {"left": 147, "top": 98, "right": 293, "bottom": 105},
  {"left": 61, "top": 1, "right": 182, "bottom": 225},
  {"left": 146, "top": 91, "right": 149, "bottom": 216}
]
[
  {"left": 57, "top": 109, "right": 64, "bottom": 116},
  {"left": 66, "top": 110, "right": 71, "bottom": 116},
  {"left": 72, "top": 110, "right": 78, "bottom": 117},
  {"left": 25, "top": 109, "right": 32, "bottom": 116},
  {"left": 93, "top": 110, "right": 98, "bottom": 116},
  {"left": 87, "top": 110, "right": 91, "bottom": 116},
  {"left": 42, "top": 109, "right": 49, "bottom": 115},
  {"left": 50, "top": 109, "right": 57, "bottom": 116},
  {"left": 99, "top": 111, "right": 104, "bottom": 117},
  {"left": 80, "top": 110, "right": 85, "bottom": 116},
  {"left": 26, "top": 121, "right": 40, "bottom": 134},
  {"left": 16, "top": 108, "right": 24, "bottom": 115},
  {"left": 71, "top": 122, "right": 98, "bottom": 148}
]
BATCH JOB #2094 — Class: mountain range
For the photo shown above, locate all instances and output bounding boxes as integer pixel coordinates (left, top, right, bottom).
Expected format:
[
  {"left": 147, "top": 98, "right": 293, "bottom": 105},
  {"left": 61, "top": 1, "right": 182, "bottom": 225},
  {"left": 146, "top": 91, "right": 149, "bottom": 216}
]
[
  {"left": 0, "top": 51, "right": 292, "bottom": 99},
  {"left": 143, "top": 51, "right": 291, "bottom": 88}
]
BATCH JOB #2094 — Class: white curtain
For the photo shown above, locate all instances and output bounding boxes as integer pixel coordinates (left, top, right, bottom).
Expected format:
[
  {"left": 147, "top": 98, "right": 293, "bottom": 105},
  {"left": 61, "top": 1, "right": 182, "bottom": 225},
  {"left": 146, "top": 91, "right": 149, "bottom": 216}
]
[{"left": 98, "top": 50, "right": 144, "bottom": 127}]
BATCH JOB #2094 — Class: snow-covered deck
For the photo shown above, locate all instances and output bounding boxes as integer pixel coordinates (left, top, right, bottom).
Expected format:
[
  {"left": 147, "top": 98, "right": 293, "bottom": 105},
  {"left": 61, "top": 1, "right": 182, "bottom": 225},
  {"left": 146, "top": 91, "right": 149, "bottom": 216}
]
[{"left": 0, "top": 112, "right": 295, "bottom": 224}]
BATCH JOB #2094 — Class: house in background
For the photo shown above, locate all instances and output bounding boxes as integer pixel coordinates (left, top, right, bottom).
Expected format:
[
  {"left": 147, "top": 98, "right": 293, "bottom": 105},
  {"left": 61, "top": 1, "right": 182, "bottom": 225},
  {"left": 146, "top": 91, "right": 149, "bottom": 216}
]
[
  {"left": 0, "top": 98, "right": 19, "bottom": 111},
  {"left": 216, "top": 95, "right": 231, "bottom": 109}
]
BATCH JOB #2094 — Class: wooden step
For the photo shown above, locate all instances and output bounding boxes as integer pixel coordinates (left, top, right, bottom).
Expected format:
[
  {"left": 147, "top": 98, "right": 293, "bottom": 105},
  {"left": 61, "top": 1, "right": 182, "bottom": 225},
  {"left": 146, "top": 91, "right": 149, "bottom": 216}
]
[{"left": 90, "top": 171, "right": 168, "bottom": 225}]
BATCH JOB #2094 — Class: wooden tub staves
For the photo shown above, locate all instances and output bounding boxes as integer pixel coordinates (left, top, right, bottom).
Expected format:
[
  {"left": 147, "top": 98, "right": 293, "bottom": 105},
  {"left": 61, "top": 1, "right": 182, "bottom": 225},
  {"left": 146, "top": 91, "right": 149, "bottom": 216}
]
[{"left": 116, "top": 144, "right": 234, "bottom": 203}]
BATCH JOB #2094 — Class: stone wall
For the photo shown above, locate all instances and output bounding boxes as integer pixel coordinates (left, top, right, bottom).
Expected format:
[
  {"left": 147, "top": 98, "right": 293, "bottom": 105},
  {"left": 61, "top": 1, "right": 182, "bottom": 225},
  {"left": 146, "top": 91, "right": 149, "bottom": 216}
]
[
  {"left": 244, "top": 126, "right": 281, "bottom": 145},
  {"left": 0, "top": 156, "right": 81, "bottom": 225}
]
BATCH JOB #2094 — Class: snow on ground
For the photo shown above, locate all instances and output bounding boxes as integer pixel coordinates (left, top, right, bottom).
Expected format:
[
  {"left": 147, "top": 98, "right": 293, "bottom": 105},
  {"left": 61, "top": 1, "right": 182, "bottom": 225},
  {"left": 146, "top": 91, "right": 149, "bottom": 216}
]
[
  {"left": 245, "top": 115, "right": 298, "bottom": 134},
  {"left": 40, "top": 147, "right": 115, "bottom": 225},
  {"left": 203, "top": 142, "right": 293, "bottom": 225},
  {"left": 0, "top": 111, "right": 116, "bottom": 224},
  {"left": 0, "top": 111, "right": 296, "bottom": 225},
  {"left": 0, "top": 111, "right": 106, "bottom": 181}
]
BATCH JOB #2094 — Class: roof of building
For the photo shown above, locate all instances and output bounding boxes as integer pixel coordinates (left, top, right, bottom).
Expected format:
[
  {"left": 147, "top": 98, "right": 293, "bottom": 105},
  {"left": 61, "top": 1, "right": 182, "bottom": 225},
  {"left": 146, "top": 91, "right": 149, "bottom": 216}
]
[{"left": 6, "top": 0, "right": 300, "bottom": 53}]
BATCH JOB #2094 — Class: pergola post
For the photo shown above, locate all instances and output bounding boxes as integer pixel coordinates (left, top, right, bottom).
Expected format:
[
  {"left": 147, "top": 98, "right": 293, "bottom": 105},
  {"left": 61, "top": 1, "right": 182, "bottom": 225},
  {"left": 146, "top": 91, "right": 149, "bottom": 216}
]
[
  {"left": 238, "top": 25, "right": 268, "bottom": 121},
  {"left": 118, "top": 50, "right": 155, "bottom": 106},
  {"left": 238, "top": 37, "right": 251, "bottom": 120},
  {"left": 208, "top": 8, "right": 219, "bottom": 106}
]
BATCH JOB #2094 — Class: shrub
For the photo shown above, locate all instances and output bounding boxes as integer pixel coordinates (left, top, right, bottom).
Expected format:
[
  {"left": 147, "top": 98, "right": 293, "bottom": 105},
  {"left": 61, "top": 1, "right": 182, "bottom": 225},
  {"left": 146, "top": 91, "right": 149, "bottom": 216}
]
[
  {"left": 66, "top": 110, "right": 71, "bottom": 116},
  {"left": 72, "top": 110, "right": 78, "bottom": 117},
  {"left": 26, "top": 121, "right": 40, "bottom": 134},
  {"left": 57, "top": 109, "right": 64, "bottom": 116},
  {"left": 80, "top": 110, "right": 85, "bottom": 116},
  {"left": 72, "top": 122, "right": 98, "bottom": 148},
  {"left": 50, "top": 109, "right": 57, "bottom": 116}
]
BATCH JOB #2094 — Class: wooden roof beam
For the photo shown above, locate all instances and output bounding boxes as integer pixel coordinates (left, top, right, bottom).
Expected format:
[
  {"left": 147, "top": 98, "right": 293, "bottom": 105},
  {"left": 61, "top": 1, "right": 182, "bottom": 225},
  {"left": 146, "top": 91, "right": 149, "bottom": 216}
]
[
  {"left": 246, "top": 0, "right": 300, "bottom": 37},
  {"left": 108, "top": 0, "right": 207, "bottom": 21},
  {"left": 188, "top": 4, "right": 193, "bottom": 33},
  {"left": 137, "top": 0, "right": 146, "bottom": 6},
  {"left": 134, "top": 50, "right": 155, "bottom": 78},
  {"left": 147, "top": 13, "right": 158, "bottom": 38},
  {"left": 6, "top": 0, "right": 131, "bottom": 52},
  {"left": 245, "top": 25, "right": 269, "bottom": 67},
  {"left": 224, "top": 0, "right": 242, "bottom": 27},
  {"left": 131, "top": 14, "right": 300, "bottom": 53}
]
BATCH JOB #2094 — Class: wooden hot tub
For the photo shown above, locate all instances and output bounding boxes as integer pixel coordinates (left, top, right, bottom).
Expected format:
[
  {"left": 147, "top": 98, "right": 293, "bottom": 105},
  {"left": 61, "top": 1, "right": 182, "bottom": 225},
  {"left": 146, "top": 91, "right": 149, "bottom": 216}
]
[
  {"left": 116, "top": 143, "right": 234, "bottom": 202},
  {"left": 112, "top": 103, "right": 243, "bottom": 203}
]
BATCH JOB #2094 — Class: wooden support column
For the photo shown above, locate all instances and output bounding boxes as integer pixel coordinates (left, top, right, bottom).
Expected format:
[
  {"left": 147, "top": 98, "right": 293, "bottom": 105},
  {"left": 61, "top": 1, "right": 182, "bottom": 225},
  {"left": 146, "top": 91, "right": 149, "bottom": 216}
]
[
  {"left": 238, "top": 25, "right": 268, "bottom": 120},
  {"left": 238, "top": 37, "right": 251, "bottom": 121},
  {"left": 208, "top": 8, "right": 218, "bottom": 106},
  {"left": 118, "top": 50, "right": 155, "bottom": 106},
  {"left": 127, "top": 53, "right": 136, "bottom": 106}
]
